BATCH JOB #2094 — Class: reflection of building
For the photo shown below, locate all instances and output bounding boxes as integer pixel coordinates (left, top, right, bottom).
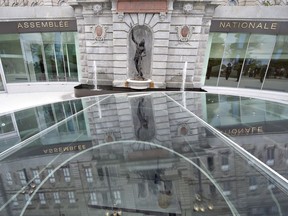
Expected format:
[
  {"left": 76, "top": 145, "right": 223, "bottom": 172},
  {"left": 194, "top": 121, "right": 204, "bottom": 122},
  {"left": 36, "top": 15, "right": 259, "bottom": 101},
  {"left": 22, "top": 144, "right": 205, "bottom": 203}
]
[{"left": 1, "top": 93, "right": 288, "bottom": 215}]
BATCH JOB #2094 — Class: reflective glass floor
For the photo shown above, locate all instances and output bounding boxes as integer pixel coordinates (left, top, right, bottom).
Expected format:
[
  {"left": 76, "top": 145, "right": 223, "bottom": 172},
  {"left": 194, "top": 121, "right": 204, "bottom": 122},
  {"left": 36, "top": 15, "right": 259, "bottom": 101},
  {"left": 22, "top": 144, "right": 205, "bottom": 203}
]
[{"left": 1, "top": 91, "right": 288, "bottom": 216}]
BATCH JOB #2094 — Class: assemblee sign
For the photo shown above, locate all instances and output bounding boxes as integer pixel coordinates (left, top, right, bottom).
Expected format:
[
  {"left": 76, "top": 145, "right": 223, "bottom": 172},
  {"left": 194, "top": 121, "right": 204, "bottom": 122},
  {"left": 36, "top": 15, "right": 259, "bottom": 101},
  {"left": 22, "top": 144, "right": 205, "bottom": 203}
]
[{"left": 0, "top": 19, "right": 77, "bottom": 34}]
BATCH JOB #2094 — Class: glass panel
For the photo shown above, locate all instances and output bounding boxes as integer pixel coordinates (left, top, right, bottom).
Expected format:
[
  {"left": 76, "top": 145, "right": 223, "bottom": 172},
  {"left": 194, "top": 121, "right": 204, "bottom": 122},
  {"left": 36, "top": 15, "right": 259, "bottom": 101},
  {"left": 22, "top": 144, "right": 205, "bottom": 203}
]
[
  {"left": 0, "top": 34, "right": 22, "bottom": 55},
  {"left": 205, "top": 33, "right": 227, "bottom": 86},
  {"left": 262, "top": 35, "right": 288, "bottom": 92},
  {"left": 0, "top": 73, "right": 4, "bottom": 91},
  {"left": 14, "top": 108, "right": 39, "bottom": 140},
  {"left": 239, "top": 34, "right": 276, "bottom": 89},
  {"left": 55, "top": 32, "right": 66, "bottom": 81},
  {"left": 1, "top": 92, "right": 288, "bottom": 216},
  {"left": 217, "top": 33, "right": 250, "bottom": 87}
]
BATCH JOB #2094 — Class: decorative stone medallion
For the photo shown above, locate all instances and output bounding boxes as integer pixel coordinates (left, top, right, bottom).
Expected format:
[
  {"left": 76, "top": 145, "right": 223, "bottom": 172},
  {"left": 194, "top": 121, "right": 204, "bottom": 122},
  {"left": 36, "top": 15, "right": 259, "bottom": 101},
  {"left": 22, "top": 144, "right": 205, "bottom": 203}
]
[
  {"left": 183, "top": 3, "right": 193, "bottom": 14},
  {"left": 91, "top": 24, "right": 108, "bottom": 42},
  {"left": 175, "top": 25, "right": 194, "bottom": 42},
  {"left": 93, "top": 3, "right": 102, "bottom": 14}
]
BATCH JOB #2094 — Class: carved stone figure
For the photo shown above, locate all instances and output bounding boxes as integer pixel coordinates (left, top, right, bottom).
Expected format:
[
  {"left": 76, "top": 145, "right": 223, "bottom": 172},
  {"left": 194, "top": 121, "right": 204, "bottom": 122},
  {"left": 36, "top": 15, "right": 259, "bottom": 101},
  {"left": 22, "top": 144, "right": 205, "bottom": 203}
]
[{"left": 131, "top": 29, "right": 146, "bottom": 80}]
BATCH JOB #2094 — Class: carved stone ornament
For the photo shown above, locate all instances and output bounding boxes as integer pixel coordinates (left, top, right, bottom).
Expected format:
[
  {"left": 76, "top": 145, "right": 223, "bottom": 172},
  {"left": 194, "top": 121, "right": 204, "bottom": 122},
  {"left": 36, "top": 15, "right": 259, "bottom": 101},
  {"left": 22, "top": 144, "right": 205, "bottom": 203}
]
[
  {"left": 118, "top": 12, "right": 125, "bottom": 21},
  {"left": 159, "top": 12, "right": 167, "bottom": 22},
  {"left": 177, "top": 123, "right": 190, "bottom": 136},
  {"left": 175, "top": 25, "right": 193, "bottom": 42},
  {"left": 104, "top": 131, "right": 115, "bottom": 143},
  {"left": 93, "top": 3, "right": 102, "bottom": 14},
  {"left": 91, "top": 24, "right": 108, "bottom": 42},
  {"left": 183, "top": 3, "right": 193, "bottom": 14}
]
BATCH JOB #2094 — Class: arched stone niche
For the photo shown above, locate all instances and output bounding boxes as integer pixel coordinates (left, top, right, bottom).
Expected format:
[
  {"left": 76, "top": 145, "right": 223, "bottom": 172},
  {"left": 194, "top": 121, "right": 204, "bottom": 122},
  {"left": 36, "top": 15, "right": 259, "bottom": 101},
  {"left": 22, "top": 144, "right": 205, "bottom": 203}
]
[{"left": 128, "top": 25, "right": 153, "bottom": 80}]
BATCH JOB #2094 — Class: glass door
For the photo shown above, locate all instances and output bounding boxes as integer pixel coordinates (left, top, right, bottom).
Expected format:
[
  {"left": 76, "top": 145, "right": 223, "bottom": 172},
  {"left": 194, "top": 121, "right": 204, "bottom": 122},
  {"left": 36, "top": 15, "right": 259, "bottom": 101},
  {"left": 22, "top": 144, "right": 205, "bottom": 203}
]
[{"left": 21, "top": 33, "right": 47, "bottom": 82}]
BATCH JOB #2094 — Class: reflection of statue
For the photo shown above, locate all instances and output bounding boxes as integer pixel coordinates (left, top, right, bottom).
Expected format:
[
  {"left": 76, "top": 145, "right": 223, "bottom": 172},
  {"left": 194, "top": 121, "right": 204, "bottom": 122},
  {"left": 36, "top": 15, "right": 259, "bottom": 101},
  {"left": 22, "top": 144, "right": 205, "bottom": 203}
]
[
  {"left": 132, "top": 29, "right": 146, "bottom": 80},
  {"left": 136, "top": 98, "right": 148, "bottom": 140}
]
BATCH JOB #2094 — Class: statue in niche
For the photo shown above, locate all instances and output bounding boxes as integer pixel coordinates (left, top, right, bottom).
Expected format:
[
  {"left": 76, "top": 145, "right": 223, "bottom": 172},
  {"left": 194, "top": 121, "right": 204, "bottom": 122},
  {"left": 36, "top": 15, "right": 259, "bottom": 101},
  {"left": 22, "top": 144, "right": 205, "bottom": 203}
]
[{"left": 131, "top": 29, "right": 146, "bottom": 80}]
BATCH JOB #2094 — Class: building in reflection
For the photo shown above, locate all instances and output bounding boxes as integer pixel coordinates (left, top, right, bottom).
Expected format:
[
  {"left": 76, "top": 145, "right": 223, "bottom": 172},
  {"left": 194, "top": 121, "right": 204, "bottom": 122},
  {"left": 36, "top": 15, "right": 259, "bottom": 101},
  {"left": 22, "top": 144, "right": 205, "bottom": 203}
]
[{"left": 0, "top": 93, "right": 288, "bottom": 215}]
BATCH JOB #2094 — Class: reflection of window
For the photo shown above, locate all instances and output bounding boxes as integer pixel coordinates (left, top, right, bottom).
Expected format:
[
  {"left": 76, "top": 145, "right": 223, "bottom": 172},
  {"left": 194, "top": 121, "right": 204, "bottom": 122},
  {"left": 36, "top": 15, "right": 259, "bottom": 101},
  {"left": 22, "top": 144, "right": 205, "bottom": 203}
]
[
  {"left": 18, "top": 170, "right": 27, "bottom": 185},
  {"left": 85, "top": 168, "right": 93, "bottom": 183},
  {"left": 223, "top": 181, "right": 231, "bottom": 195},
  {"left": 249, "top": 176, "right": 257, "bottom": 191},
  {"left": 90, "top": 192, "right": 97, "bottom": 205},
  {"left": 209, "top": 184, "right": 216, "bottom": 196},
  {"left": 63, "top": 168, "right": 71, "bottom": 182},
  {"left": 39, "top": 193, "right": 46, "bottom": 205},
  {"left": 221, "top": 152, "right": 229, "bottom": 171},
  {"left": 102, "top": 192, "right": 108, "bottom": 204},
  {"left": 6, "top": 172, "right": 13, "bottom": 185},
  {"left": 25, "top": 194, "right": 32, "bottom": 205},
  {"left": 138, "top": 183, "right": 147, "bottom": 198},
  {"left": 0, "top": 115, "right": 14, "bottom": 134},
  {"left": 97, "top": 168, "right": 104, "bottom": 181},
  {"left": 268, "top": 180, "right": 275, "bottom": 189},
  {"left": 32, "top": 170, "right": 41, "bottom": 184},
  {"left": 207, "top": 156, "right": 214, "bottom": 171},
  {"left": 47, "top": 169, "right": 56, "bottom": 183},
  {"left": 68, "top": 191, "right": 76, "bottom": 203},
  {"left": 12, "top": 197, "right": 18, "bottom": 206},
  {"left": 266, "top": 147, "right": 275, "bottom": 166},
  {"left": 113, "top": 191, "right": 121, "bottom": 205},
  {"left": 53, "top": 192, "right": 60, "bottom": 204}
]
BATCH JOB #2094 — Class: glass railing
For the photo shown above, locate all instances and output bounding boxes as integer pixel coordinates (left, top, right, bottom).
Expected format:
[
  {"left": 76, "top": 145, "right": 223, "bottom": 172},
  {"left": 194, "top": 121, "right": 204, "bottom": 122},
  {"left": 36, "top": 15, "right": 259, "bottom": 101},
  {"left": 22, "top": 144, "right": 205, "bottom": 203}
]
[{"left": 0, "top": 92, "right": 288, "bottom": 216}]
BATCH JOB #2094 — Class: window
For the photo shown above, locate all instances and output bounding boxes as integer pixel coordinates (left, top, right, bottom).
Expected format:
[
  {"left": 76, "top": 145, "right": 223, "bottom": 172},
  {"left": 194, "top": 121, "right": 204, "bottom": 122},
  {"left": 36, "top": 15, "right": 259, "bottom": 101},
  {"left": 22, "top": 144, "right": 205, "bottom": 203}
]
[
  {"left": 6, "top": 172, "right": 13, "bottom": 185},
  {"left": 249, "top": 176, "right": 258, "bottom": 191},
  {"left": 221, "top": 152, "right": 229, "bottom": 171},
  {"left": 25, "top": 194, "right": 32, "bottom": 205},
  {"left": 39, "top": 193, "right": 46, "bottom": 205},
  {"left": 90, "top": 192, "right": 97, "bottom": 205},
  {"left": 68, "top": 191, "right": 76, "bottom": 203},
  {"left": 47, "top": 169, "right": 56, "bottom": 183},
  {"left": 32, "top": 170, "right": 41, "bottom": 184},
  {"left": 53, "top": 192, "right": 60, "bottom": 204},
  {"left": 85, "top": 168, "right": 93, "bottom": 183},
  {"left": 113, "top": 191, "right": 121, "bottom": 205},
  {"left": 1, "top": 32, "right": 79, "bottom": 84},
  {"left": 18, "top": 170, "right": 27, "bottom": 185},
  {"left": 63, "top": 168, "right": 71, "bottom": 182}
]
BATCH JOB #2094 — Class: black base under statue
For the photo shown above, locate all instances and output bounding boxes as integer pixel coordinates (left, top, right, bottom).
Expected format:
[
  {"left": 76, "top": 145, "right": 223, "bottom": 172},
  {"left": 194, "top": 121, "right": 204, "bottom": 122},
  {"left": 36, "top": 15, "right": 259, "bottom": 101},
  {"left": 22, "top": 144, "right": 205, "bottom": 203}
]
[{"left": 74, "top": 84, "right": 206, "bottom": 98}]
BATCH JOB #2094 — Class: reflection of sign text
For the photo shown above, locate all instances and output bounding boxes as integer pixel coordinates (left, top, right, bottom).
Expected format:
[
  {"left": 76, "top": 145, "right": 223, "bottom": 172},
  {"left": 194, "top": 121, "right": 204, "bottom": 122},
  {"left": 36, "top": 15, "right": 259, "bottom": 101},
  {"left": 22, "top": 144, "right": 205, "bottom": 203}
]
[
  {"left": 220, "top": 126, "right": 263, "bottom": 136},
  {"left": 43, "top": 144, "right": 87, "bottom": 154}
]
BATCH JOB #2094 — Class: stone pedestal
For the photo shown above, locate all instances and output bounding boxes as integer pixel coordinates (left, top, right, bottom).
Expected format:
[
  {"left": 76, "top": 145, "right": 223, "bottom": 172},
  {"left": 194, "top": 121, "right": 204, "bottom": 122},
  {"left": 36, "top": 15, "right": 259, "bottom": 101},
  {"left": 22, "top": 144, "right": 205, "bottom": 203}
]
[{"left": 126, "top": 79, "right": 152, "bottom": 90}]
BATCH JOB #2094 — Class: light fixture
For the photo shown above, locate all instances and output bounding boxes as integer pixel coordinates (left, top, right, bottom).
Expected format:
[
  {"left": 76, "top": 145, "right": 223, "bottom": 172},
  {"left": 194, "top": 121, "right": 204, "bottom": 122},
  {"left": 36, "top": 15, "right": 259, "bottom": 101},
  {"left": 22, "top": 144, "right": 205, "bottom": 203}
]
[
  {"left": 105, "top": 210, "right": 122, "bottom": 216},
  {"left": 193, "top": 193, "right": 214, "bottom": 213},
  {"left": 21, "top": 181, "right": 37, "bottom": 195}
]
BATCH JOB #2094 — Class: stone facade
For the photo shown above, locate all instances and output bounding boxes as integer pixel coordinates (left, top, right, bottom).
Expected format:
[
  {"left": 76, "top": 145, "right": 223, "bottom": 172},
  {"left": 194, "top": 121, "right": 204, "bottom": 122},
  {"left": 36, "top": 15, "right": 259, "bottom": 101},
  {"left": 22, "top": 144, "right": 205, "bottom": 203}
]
[{"left": 68, "top": 0, "right": 219, "bottom": 89}]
